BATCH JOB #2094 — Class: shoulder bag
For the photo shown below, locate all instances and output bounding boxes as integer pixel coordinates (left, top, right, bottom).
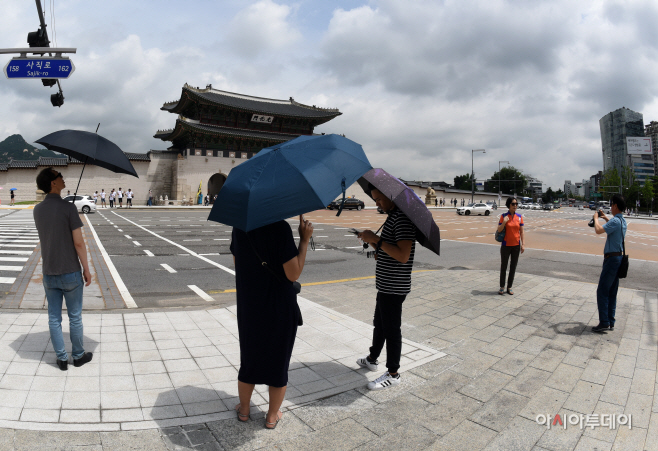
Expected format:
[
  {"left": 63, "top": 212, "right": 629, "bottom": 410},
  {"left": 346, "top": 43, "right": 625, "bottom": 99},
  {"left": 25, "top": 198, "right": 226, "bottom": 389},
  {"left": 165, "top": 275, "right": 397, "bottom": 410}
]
[
  {"left": 495, "top": 216, "right": 506, "bottom": 242},
  {"left": 246, "top": 236, "right": 303, "bottom": 326},
  {"left": 617, "top": 236, "right": 629, "bottom": 279}
]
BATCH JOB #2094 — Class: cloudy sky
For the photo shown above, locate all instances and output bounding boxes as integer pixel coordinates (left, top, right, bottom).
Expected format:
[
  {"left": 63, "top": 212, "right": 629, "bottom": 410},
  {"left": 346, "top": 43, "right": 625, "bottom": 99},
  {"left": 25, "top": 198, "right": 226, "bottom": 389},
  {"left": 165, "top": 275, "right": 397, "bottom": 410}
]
[{"left": 2, "top": 0, "right": 658, "bottom": 190}]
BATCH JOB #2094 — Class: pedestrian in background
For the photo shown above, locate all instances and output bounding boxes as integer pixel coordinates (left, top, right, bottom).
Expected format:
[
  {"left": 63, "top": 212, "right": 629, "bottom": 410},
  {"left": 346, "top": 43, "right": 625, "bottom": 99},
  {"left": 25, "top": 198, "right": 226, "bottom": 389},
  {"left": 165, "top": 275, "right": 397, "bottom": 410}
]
[
  {"left": 357, "top": 187, "right": 416, "bottom": 391},
  {"left": 497, "top": 197, "right": 525, "bottom": 295},
  {"left": 10, "top": 190, "right": 15, "bottom": 206},
  {"left": 591, "top": 194, "right": 627, "bottom": 333},
  {"left": 230, "top": 215, "right": 313, "bottom": 429},
  {"left": 117, "top": 188, "right": 123, "bottom": 208},
  {"left": 93, "top": 191, "right": 98, "bottom": 204},
  {"left": 147, "top": 189, "right": 153, "bottom": 207},
  {"left": 100, "top": 189, "right": 106, "bottom": 208},
  {"left": 126, "top": 189, "right": 133, "bottom": 208},
  {"left": 109, "top": 189, "right": 115, "bottom": 208},
  {"left": 33, "top": 168, "right": 93, "bottom": 371}
]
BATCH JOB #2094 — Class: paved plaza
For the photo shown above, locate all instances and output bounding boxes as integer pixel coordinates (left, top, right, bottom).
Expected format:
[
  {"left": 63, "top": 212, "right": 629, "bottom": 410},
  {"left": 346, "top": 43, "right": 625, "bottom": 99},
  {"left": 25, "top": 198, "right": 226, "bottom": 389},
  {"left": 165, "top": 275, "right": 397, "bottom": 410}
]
[
  {"left": 0, "top": 270, "right": 654, "bottom": 450},
  {"left": 0, "top": 206, "right": 655, "bottom": 449}
]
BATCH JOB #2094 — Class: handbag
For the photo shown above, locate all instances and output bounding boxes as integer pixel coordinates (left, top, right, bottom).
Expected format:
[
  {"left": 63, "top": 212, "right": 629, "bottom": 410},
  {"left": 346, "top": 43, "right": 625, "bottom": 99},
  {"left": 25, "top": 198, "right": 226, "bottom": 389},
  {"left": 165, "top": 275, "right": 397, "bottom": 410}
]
[
  {"left": 246, "top": 236, "right": 303, "bottom": 326},
  {"left": 617, "top": 237, "right": 629, "bottom": 279},
  {"left": 495, "top": 221, "right": 506, "bottom": 242}
]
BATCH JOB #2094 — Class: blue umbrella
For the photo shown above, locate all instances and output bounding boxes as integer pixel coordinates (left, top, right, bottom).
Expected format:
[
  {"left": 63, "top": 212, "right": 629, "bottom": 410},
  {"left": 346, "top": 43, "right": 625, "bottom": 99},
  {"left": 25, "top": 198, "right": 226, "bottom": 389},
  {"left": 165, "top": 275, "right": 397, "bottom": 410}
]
[
  {"left": 208, "top": 134, "right": 372, "bottom": 231},
  {"left": 9, "top": 188, "right": 17, "bottom": 191}
]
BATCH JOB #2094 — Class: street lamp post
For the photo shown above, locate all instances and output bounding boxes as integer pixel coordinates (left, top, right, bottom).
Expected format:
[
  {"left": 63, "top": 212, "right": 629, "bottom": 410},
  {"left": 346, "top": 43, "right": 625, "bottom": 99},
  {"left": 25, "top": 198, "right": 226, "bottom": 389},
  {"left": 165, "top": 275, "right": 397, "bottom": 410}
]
[{"left": 471, "top": 149, "right": 486, "bottom": 203}]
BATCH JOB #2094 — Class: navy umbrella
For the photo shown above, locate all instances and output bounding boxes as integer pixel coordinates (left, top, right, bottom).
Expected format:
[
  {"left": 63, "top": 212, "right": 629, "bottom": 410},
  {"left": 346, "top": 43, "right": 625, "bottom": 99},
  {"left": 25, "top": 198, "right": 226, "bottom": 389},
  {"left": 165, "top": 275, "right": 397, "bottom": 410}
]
[
  {"left": 208, "top": 134, "right": 372, "bottom": 231},
  {"left": 358, "top": 168, "right": 441, "bottom": 256},
  {"left": 36, "top": 129, "right": 138, "bottom": 199}
]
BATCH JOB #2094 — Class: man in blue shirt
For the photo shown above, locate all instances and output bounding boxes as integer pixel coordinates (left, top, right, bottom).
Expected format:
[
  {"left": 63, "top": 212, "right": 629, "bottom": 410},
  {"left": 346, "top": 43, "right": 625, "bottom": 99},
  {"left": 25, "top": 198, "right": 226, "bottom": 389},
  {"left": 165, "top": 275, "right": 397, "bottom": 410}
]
[{"left": 592, "top": 194, "right": 627, "bottom": 333}]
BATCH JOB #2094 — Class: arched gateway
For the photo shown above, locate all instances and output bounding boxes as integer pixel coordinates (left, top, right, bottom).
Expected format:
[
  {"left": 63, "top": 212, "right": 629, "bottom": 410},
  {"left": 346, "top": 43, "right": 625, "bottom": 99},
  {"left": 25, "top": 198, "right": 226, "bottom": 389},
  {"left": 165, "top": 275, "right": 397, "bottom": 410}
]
[{"left": 208, "top": 173, "right": 227, "bottom": 199}]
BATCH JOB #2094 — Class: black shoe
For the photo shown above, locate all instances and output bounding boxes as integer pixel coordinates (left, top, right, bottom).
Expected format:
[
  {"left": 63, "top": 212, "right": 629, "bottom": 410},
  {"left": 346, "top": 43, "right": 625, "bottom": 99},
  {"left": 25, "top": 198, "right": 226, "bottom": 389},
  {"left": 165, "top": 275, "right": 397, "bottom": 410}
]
[
  {"left": 609, "top": 324, "right": 615, "bottom": 331},
  {"left": 56, "top": 359, "right": 68, "bottom": 371},
  {"left": 592, "top": 323, "right": 609, "bottom": 333},
  {"left": 73, "top": 352, "right": 93, "bottom": 367}
]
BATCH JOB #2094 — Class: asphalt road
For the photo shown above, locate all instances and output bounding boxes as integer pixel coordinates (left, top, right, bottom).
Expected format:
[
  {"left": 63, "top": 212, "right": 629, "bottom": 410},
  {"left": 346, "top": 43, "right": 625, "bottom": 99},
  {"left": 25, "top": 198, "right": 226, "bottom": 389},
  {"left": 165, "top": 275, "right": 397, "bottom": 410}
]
[{"left": 85, "top": 207, "right": 658, "bottom": 308}]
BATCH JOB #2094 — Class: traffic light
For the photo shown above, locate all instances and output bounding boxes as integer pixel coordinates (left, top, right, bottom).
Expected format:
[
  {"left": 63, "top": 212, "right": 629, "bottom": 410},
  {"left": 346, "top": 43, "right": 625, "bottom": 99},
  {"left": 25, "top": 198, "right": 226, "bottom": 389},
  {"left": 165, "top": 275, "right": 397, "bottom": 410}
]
[
  {"left": 50, "top": 91, "right": 64, "bottom": 107},
  {"left": 42, "top": 79, "right": 56, "bottom": 87},
  {"left": 27, "top": 28, "right": 49, "bottom": 48}
]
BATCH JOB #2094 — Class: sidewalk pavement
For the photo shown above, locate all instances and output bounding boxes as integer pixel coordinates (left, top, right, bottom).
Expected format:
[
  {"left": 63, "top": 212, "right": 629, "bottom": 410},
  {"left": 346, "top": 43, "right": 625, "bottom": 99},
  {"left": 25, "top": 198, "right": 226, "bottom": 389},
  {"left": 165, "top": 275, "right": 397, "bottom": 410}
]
[{"left": 0, "top": 269, "right": 655, "bottom": 450}]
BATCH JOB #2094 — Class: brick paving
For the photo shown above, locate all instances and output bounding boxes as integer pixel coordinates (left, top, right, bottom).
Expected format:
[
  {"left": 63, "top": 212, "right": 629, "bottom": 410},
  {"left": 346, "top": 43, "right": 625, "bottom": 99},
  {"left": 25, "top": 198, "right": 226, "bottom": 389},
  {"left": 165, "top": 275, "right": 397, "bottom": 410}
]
[{"left": 0, "top": 269, "right": 654, "bottom": 449}]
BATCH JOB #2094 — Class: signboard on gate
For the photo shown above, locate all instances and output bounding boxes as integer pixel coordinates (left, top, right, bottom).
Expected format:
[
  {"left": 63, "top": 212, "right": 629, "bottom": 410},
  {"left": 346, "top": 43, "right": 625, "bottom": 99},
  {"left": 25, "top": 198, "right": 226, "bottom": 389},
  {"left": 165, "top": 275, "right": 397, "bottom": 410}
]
[
  {"left": 626, "top": 137, "right": 652, "bottom": 155},
  {"left": 4, "top": 57, "right": 75, "bottom": 79}
]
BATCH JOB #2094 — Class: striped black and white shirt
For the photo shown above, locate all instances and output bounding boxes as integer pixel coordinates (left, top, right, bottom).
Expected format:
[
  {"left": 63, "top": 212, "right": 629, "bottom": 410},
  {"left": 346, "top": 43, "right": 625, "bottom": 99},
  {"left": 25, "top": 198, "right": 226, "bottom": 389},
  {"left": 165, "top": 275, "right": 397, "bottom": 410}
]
[{"left": 376, "top": 208, "right": 416, "bottom": 295}]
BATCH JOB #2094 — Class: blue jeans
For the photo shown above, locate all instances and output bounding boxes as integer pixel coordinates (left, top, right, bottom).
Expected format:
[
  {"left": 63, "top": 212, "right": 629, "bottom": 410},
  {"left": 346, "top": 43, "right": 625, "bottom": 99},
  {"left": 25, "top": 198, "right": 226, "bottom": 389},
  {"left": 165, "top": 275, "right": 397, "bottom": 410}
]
[
  {"left": 596, "top": 256, "right": 622, "bottom": 326},
  {"left": 44, "top": 271, "right": 85, "bottom": 361},
  {"left": 147, "top": 197, "right": 152, "bottom": 206}
]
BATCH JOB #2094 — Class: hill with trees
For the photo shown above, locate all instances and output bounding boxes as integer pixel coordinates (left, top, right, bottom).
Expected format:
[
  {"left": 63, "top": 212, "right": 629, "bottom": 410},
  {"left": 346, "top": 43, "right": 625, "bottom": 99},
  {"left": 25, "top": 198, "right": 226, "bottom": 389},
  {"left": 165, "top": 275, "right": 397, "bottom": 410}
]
[{"left": 0, "top": 134, "right": 57, "bottom": 163}]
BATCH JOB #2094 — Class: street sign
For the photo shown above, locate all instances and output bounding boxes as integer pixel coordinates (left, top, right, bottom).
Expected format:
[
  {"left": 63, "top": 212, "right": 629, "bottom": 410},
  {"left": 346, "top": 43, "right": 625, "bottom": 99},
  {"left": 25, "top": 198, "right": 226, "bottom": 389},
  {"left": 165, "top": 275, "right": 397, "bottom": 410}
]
[
  {"left": 4, "top": 57, "right": 74, "bottom": 79},
  {"left": 591, "top": 192, "right": 602, "bottom": 198}
]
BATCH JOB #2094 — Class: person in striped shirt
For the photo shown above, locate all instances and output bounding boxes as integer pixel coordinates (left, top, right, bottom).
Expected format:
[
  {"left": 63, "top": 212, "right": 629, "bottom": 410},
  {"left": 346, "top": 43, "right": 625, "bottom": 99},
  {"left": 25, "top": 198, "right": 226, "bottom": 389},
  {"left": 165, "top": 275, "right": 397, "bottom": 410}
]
[{"left": 357, "top": 187, "right": 416, "bottom": 390}]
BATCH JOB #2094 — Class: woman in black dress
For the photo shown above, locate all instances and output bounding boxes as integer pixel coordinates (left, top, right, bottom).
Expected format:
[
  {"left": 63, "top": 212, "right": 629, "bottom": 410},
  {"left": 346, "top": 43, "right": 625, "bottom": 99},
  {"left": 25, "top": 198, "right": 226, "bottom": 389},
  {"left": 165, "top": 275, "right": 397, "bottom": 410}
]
[{"left": 230, "top": 215, "right": 313, "bottom": 429}]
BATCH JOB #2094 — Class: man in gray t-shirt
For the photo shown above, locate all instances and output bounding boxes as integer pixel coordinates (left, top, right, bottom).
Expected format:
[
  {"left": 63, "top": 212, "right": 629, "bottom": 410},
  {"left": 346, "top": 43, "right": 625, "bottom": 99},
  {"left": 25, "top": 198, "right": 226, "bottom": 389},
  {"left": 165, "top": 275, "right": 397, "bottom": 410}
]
[{"left": 34, "top": 168, "right": 93, "bottom": 371}]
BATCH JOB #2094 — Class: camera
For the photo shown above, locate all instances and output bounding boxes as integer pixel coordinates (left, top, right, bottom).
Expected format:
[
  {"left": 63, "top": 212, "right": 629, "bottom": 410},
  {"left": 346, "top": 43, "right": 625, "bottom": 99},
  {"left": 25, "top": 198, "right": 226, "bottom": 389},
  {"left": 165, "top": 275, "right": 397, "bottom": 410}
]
[{"left": 588, "top": 209, "right": 603, "bottom": 227}]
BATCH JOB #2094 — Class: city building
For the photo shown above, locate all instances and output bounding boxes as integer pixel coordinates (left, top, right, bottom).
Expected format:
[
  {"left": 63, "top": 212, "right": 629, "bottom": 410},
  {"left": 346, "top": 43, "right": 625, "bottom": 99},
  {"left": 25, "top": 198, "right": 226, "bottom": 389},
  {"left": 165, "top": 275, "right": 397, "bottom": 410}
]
[
  {"left": 564, "top": 180, "right": 573, "bottom": 197},
  {"left": 599, "top": 107, "right": 655, "bottom": 185},
  {"left": 527, "top": 177, "right": 543, "bottom": 196},
  {"left": 644, "top": 121, "right": 658, "bottom": 173}
]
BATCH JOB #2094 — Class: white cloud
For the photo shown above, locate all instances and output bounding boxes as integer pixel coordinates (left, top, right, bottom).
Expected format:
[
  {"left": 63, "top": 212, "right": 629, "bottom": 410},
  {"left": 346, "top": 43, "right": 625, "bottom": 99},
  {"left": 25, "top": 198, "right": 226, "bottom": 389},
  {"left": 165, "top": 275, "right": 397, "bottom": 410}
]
[{"left": 226, "top": 0, "right": 302, "bottom": 58}]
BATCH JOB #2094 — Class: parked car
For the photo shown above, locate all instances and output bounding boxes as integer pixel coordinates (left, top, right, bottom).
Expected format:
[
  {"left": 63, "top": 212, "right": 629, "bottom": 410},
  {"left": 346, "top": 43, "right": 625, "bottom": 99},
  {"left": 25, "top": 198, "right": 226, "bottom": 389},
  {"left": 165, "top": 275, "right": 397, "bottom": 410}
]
[
  {"left": 531, "top": 203, "right": 542, "bottom": 210},
  {"left": 456, "top": 202, "right": 492, "bottom": 216},
  {"left": 327, "top": 197, "right": 365, "bottom": 211},
  {"left": 542, "top": 204, "right": 553, "bottom": 211},
  {"left": 62, "top": 195, "right": 97, "bottom": 214}
]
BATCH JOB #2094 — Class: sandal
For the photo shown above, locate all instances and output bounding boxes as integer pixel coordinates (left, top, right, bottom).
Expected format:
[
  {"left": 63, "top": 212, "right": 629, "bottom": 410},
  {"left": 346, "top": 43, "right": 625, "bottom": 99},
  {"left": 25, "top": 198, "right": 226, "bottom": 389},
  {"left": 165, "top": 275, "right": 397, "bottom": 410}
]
[
  {"left": 498, "top": 288, "right": 504, "bottom": 295},
  {"left": 264, "top": 410, "right": 283, "bottom": 430},
  {"left": 507, "top": 288, "right": 514, "bottom": 295},
  {"left": 235, "top": 404, "right": 250, "bottom": 422}
]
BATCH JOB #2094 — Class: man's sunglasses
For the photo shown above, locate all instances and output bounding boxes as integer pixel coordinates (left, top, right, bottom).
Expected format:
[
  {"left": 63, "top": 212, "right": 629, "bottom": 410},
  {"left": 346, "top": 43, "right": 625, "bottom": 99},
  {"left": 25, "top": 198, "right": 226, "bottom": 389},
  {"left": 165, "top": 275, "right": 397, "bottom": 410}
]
[
  {"left": 510, "top": 202, "right": 518, "bottom": 206},
  {"left": 53, "top": 172, "right": 63, "bottom": 180}
]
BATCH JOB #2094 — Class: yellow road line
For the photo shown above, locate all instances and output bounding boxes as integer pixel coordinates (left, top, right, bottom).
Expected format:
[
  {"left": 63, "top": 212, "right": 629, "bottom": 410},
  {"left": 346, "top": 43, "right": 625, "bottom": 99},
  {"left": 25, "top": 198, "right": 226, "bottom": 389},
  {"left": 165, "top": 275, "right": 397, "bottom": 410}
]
[{"left": 208, "top": 270, "right": 438, "bottom": 294}]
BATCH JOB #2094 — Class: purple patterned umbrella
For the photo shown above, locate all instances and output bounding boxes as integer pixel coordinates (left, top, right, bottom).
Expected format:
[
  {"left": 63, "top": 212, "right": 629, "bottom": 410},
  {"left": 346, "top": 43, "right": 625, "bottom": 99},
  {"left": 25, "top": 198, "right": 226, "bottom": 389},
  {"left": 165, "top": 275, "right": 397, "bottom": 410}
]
[{"left": 358, "top": 168, "right": 441, "bottom": 256}]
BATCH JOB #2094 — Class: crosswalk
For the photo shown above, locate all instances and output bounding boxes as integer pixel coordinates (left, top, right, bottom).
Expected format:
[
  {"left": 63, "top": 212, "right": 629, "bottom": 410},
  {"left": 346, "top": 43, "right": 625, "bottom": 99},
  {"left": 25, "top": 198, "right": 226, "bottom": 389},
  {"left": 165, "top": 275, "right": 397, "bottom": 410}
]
[{"left": 0, "top": 212, "right": 38, "bottom": 285}]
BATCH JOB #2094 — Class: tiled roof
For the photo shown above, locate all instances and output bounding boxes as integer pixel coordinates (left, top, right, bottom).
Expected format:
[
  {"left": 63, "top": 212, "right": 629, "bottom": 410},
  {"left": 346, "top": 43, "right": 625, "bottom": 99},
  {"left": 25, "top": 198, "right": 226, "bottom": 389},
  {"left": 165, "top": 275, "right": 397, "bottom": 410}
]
[
  {"left": 155, "top": 118, "right": 300, "bottom": 143},
  {"left": 162, "top": 84, "right": 342, "bottom": 119},
  {"left": 38, "top": 157, "right": 68, "bottom": 166},
  {"left": 7, "top": 160, "right": 38, "bottom": 169},
  {"left": 125, "top": 152, "right": 151, "bottom": 162},
  {"left": 0, "top": 164, "right": 7, "bottom": 172}
]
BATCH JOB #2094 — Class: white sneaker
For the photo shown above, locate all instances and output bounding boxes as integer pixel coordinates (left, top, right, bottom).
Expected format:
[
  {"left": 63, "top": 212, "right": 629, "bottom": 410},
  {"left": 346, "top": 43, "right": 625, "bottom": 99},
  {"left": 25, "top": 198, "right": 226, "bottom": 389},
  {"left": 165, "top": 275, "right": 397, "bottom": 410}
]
[
  {"left": 357, "top": 356, "right": 378, "bottom": 372},
  {"left": 367, "top": 372, "right": 401, "bottom": 390}
]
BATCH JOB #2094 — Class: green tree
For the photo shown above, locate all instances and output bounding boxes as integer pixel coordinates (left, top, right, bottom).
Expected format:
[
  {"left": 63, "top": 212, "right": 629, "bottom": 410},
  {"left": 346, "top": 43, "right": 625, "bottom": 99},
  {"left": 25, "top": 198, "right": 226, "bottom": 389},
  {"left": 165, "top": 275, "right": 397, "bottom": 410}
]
[
  {"left": 555, "top": 189, "right": 564, "bottom": 199},
  {"left": 453, "top": 173, "right": 473, "bottom": 191},
  {"left": 541, "top": 187, "right": 555, "bottom": 203},
  {"left": 640, "top": 177, "right": 654, "bottom": 211},
  {"left": 483, "top": 166, "right": 527, "bottom": 195},
  {"left": 599, "top": 168, "right": 621, "bottom": 198}
]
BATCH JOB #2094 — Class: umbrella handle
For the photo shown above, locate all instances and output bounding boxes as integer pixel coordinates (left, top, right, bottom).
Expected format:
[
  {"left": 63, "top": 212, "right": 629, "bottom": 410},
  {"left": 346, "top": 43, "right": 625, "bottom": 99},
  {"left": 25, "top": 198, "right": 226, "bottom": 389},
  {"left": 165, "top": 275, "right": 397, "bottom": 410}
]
[
  {"left": 336, "top": 177, "right": 346, "bottom": 217},
  {"left": 72, "top": 156, "right": 88, "bottom": 203}
]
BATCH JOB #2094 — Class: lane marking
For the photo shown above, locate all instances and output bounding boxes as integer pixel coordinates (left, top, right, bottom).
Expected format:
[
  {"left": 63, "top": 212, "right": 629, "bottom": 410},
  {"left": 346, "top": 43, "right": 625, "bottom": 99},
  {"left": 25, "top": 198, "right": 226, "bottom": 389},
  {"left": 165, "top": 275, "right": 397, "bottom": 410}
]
[
  {"left": 133, "top": 241, "right": 141, "bottom": 247},
  {"left": 0, "top": 250, "right": 32, "bottom": 254},
  {"left": 213, "top": 239, "right": 229, "bottom": 241},
  {"left": 161, "top": 263, "right": 177, "bottom": 273},
  {"left": 0, "top": 257, "right": 28, "bottom": 262},
  {"left": 84, "top": 215, "right": 138, "bottom": 309},
  {"left": 188, "top": 285, "right": 215, "bottom": 302},
  {"left": 112, "top": 212, "right": 235, "bottom": 276},
  {"left": 124, "top": 235, "right": 132, "bottom": 239},
  {"left": 0, "top": 265, "right": 23, "bottom": 271},
  {"left": 184, "top": 239, "right": 201, "bottom": 242},
  {"left": 0, "top": 277, "right": 16, "bottom": 284},
  {"left": 144, "top": 250, "right": 154, "bottom": 257}
]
